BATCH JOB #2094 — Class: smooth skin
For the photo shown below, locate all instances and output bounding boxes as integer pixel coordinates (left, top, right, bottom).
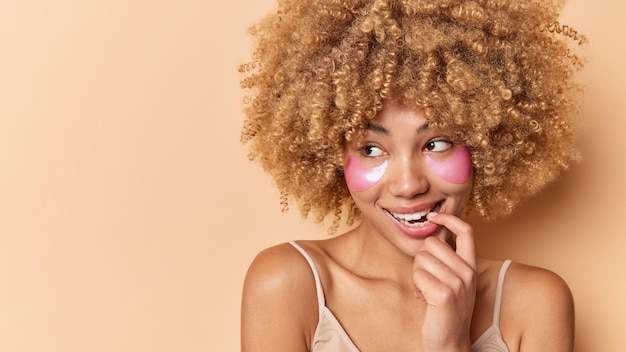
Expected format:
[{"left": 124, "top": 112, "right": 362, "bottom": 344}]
[{"left": 241, "top": 103, "right": 574, "bottom": 352}]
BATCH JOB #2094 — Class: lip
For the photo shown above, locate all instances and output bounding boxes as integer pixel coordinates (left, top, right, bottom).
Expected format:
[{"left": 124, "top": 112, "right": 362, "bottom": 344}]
[{"left": 383, "top": 200, "right": 446, "bottom": 239}]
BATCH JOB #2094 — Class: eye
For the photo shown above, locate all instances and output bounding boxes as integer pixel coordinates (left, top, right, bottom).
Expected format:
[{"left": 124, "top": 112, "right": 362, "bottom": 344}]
[
  {"left": 424, "top": 139, "right": 453, "bottom": 152},
  {"left": 360, "top": 145, "right": 385, "bottom": 157}
]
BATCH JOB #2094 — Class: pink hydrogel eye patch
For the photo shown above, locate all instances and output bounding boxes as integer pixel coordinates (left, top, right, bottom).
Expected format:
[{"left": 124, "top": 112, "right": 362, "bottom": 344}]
[
  {"left": 425, "top": 146, "right": 472, "bottom": 184},
  {"left": 344, "top": 155, "right": 388, "bottom": 192}
]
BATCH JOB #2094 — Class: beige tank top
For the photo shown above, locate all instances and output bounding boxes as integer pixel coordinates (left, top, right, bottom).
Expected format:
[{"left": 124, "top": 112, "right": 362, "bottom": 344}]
[{"left": 289, "top": 241, "right": 511, "bottom": 352}]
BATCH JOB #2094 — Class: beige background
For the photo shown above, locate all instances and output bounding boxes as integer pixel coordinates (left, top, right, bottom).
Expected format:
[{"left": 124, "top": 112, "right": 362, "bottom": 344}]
[{"left": 0, "top": 0, "right": 623, "bottom": 351}]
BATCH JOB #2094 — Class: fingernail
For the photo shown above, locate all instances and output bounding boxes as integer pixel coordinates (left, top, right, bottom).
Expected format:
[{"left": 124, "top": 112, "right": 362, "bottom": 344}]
[{"left": 426, "top": 212, "right": 438, "bottom": 219}]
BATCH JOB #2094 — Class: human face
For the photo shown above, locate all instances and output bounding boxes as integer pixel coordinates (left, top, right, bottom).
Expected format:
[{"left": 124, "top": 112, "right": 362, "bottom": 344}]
[{"left": 344, "top": 102, "right": 473, "bottom": 256}]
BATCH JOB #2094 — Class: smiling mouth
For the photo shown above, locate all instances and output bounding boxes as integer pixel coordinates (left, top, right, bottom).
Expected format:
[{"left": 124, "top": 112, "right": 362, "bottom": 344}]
[{"left": 386, "top": 201, "right": 443, "bottom": 228}]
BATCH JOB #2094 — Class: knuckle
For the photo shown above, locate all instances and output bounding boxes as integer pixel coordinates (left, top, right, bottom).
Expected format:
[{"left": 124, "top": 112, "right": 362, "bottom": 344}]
[
  {"left": 413, "top": 250, "right": 433, "bottom": 266},
  {"left": 437, "top": 286, "right": 455, "bottom": 303},
  {"left": 412, "top": 268, "right": 427, "bottom": 281},
  {"left": 458, "top": 222, "right": 473, "bottom": 235},
  {"left": 450, "top": 276, "right": 464, "bottom": 293},
  {"left": 457, "top": 261, "right": 474, "bottom": 276},
  {"left": 461, "top": 267, "right": 477, "bottom": 284},
  {"left": 425, "top": 236, "right": 438, "bottom": 244},
  {"left": 422, "top": 236, "right": 438, "bottom": 248}
]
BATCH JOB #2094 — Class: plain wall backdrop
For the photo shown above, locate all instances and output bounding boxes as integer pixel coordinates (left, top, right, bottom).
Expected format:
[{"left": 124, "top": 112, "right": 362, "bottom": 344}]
[{"left": 0, "top": 0, "right": 623, "bottom": 351}]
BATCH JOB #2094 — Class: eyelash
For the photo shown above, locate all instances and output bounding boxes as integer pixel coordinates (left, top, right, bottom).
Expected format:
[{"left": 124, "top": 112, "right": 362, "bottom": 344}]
[
  {"left": 425, "top": 139, "right": 453, "bottom": 152},
  {"left": 359, "top": 145, "right": 385, "bottom": 157},
  {"left": 358, "top": 139, "right": 452, "bottom": 157}
]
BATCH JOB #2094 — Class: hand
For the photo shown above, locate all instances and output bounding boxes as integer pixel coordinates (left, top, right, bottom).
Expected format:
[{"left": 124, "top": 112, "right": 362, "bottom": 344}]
[{"left": 413, "top": 212, "right": 477, "bottom": 352}]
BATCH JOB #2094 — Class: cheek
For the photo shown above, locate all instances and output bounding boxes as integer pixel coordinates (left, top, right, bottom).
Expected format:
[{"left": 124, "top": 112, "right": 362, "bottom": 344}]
[
  {"left": 425, "top": 146, "right": 472, "bottom": 184},
  {"left": 344, "top": 156, "right": 388, "bottom": 192}
]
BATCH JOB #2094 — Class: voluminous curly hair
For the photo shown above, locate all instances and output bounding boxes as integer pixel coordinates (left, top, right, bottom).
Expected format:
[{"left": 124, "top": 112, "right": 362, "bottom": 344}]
[{"left": 240, "top": 0, "right": 586, "bottom": 232}]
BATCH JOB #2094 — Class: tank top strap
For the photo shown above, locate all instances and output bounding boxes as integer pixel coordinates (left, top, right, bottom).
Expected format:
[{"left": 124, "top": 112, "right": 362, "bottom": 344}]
[
  {"left": 288, "top": 241, "right": 326, "bottom": 318},
  {"left": 492, "top": 259, "right": 512, "bottom": 327}
]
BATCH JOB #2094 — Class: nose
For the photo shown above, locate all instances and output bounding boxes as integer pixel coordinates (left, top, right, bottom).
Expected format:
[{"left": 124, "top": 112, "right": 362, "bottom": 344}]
[{"left": 386, "top": 157, "right": 430, "bottom": 199}]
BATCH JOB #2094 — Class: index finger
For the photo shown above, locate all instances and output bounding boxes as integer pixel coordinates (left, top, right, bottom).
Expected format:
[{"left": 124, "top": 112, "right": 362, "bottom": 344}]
[{"left": 426, "top": 212, "right": 476, "bottom": 269}]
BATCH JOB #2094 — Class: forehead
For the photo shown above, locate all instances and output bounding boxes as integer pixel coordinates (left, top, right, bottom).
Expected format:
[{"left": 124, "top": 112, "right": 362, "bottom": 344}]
[{"left": 367, "top": 102, "right": 430, "bottom": 135}]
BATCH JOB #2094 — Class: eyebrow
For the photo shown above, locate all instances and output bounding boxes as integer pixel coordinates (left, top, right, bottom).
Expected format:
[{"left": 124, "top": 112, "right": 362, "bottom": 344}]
[
  {"left": 417, "top": 121, "right": 430, "bottom": 134},
  {"left": 366, "top": 121, "right": 430, "bottom": 135},
  {"left": 366, "top": 123, "right": 389, "bottom": 134}
]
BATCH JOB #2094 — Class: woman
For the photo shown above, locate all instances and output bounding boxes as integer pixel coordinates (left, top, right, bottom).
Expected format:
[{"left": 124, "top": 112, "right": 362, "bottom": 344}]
[{"left": 239, "top": 0, "right": 585, "bottom": 351}]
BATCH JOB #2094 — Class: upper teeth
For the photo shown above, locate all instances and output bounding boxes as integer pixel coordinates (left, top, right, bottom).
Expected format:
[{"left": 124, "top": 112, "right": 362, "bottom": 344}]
[{"left": 389, "top": 209, "right": 430, "bottom": 221}]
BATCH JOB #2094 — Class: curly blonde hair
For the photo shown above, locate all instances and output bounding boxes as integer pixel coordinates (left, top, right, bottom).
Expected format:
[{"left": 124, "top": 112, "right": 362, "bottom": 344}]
[{"left": 240, "top": 0, "right": 586, "bottom": 232}]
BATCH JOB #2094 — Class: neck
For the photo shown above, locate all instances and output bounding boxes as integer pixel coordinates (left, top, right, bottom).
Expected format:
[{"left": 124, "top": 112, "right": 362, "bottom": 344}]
[{"left": 341, "top": 222, "right": 417, "bottom": 288}]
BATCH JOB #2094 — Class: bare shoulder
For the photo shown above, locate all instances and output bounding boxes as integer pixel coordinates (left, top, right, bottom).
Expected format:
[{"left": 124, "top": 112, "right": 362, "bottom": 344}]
[
  {"left": 505, "top": 262, "right": 574, "bottom": 320},
  {"left": 241, "top": 242, "right": 319, "bottom": 352},
  {"left": 243, "top": 242, "right": 318, "bottom": 297},
  {"left": 502, "top": 262, "right": 575, "bottom": 352}
]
